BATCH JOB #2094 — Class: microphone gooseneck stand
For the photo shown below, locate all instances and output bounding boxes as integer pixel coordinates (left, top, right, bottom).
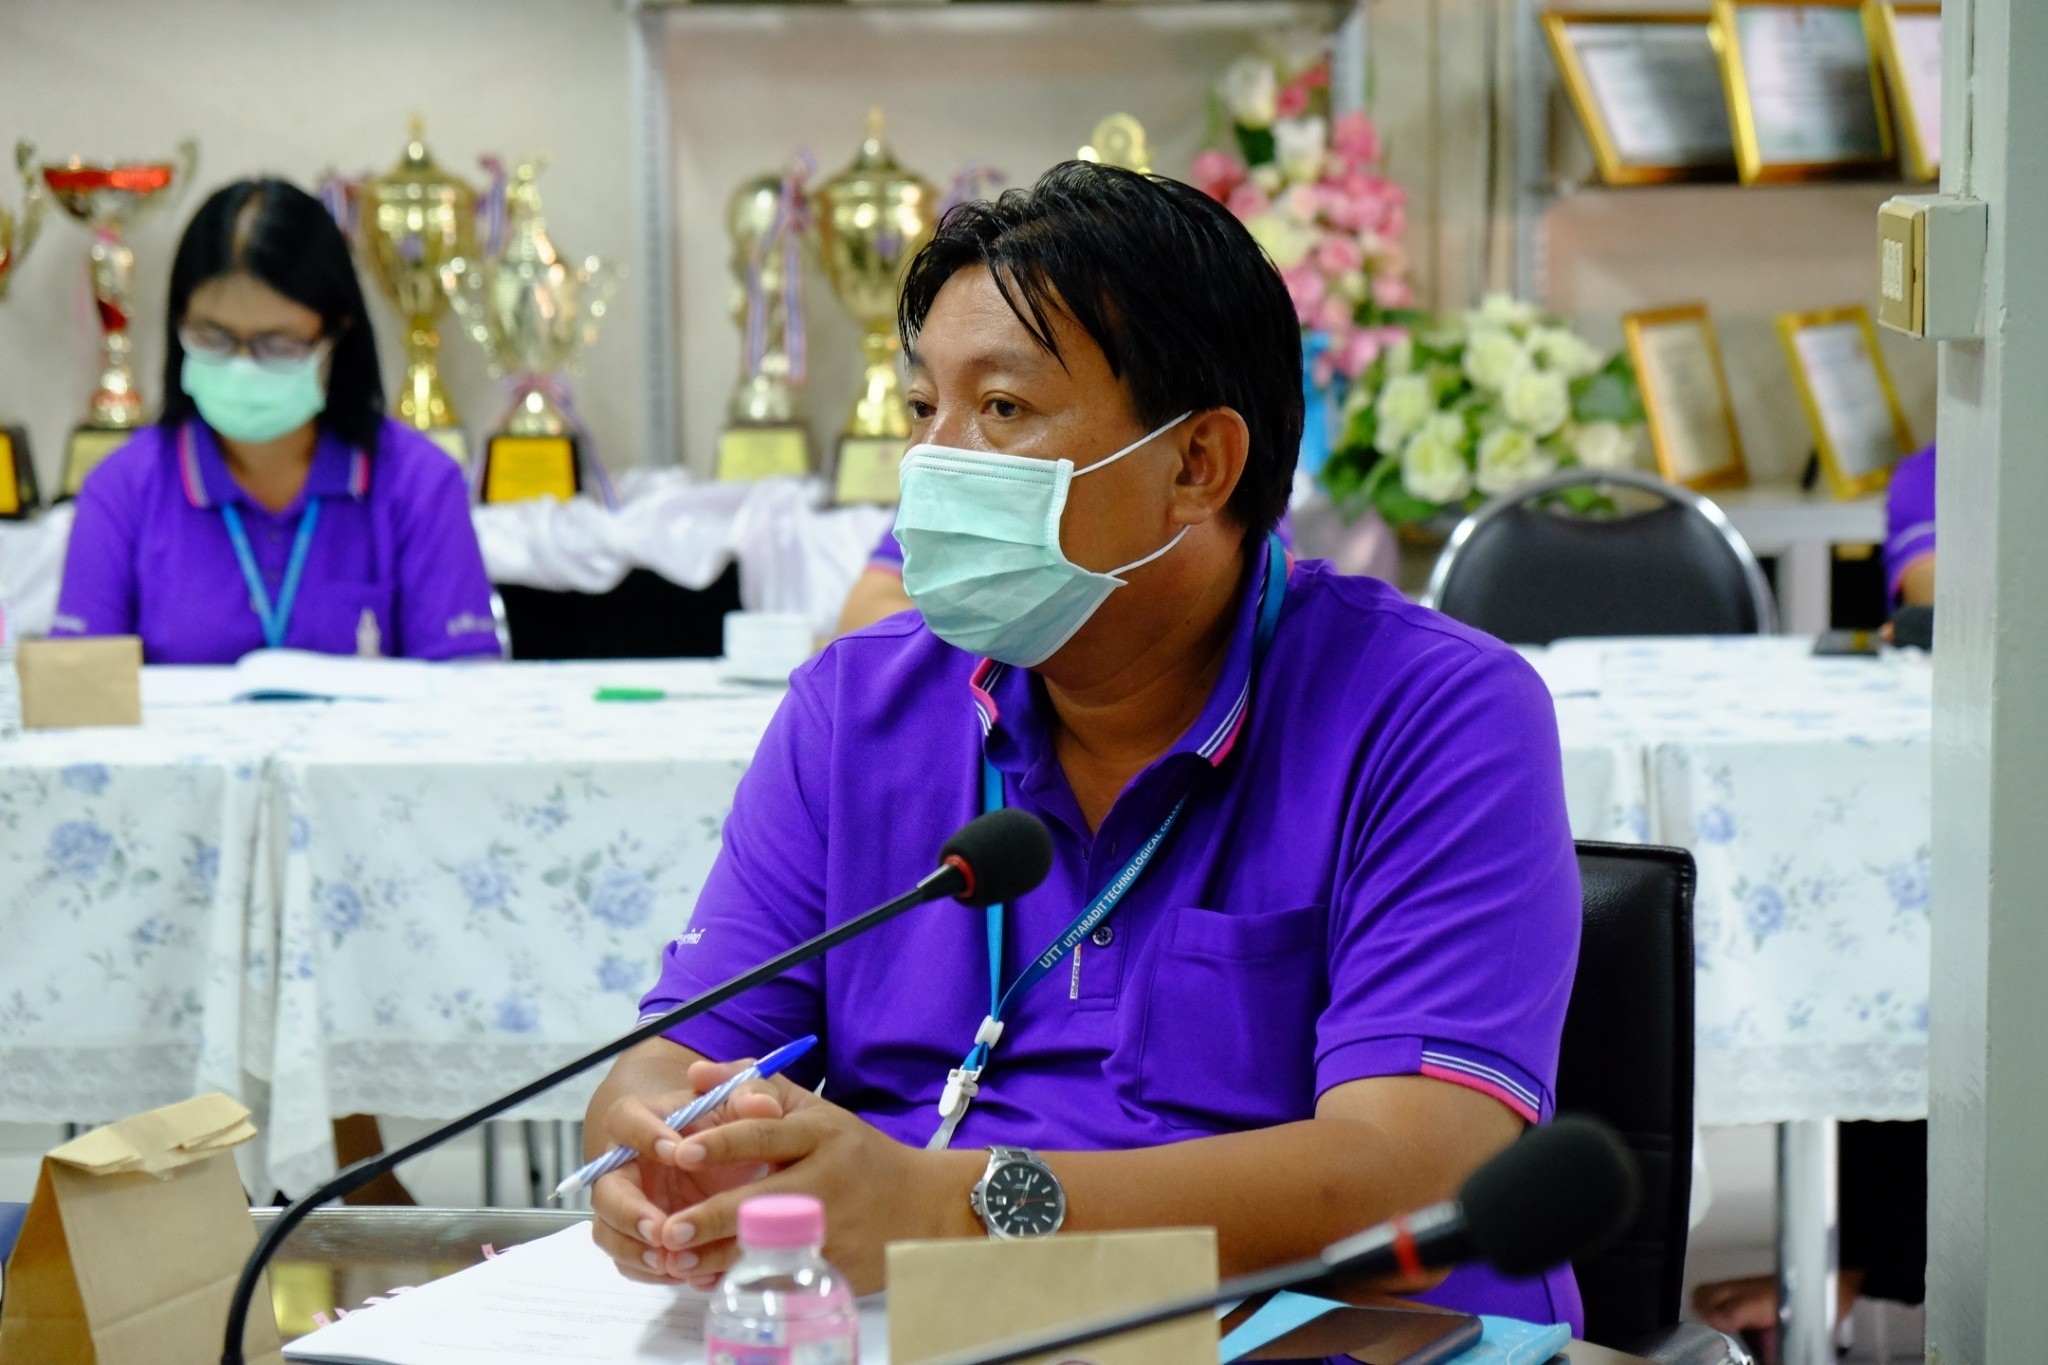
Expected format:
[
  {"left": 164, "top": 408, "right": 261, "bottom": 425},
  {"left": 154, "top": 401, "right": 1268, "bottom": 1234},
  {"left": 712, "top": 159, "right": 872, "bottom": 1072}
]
[{"left": 220, "top": 858, "right": 982, "bottom": 1364}]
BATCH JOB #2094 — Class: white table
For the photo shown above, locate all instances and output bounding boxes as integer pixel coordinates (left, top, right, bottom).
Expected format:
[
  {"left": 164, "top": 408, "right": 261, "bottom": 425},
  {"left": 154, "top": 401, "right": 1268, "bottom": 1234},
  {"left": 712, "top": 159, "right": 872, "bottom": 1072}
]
[
  {"left": 0, "top": 661, "right": 781, "bottom": 1197},
  {"left": 1528, "top": 635, "right": 1930, "bottom": 1365},
  {"left": 1, "top": 638, "right": 1928, "bottom": 1353}
]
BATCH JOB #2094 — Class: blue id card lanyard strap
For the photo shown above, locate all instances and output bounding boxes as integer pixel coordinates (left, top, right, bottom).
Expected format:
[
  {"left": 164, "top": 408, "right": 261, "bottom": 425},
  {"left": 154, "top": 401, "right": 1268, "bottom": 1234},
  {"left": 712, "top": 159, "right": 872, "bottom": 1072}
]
[
  {"left": 221, "top": 498, "right": 323, "bottom": 651},
  {"left": 927, "top": 532, "right": 1289, "bottom": 1150}
]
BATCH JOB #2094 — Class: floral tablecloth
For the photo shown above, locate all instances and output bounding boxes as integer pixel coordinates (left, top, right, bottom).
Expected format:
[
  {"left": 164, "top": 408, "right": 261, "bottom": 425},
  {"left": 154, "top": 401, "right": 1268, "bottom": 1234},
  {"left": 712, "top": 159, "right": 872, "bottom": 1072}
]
[
  {"left": 1539, "top": 637, "right": 1933, "bottom": 1128},
  {"left": 0, "top": 699, "right": 315, "bottom": 1127},
  {"left": 0, "top": 639, "right": 1931, "bottom": 1193},
  {"left": 239, "top": 663, "right": 782, "bottom": 1194}
]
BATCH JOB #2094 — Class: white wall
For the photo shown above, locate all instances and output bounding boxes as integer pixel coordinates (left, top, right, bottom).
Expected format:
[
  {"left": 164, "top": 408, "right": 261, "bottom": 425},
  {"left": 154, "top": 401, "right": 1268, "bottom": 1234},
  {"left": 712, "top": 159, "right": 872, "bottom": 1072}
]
[
  {"left": 658, "top": 3, "right": 1332, "bottom": 478},
  {"left": 0, "top": 0, "right": 644, "bottom": 493}
]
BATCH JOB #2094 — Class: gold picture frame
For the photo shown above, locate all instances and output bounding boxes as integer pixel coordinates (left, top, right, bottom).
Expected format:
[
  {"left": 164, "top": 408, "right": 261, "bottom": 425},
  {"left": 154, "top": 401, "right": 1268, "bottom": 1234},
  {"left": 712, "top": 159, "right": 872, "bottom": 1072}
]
[
  {"left": 1867, "top": 1, "right": 1941, "bottom": 182},
  {"left": 1711, "top": 0, "right": 1896, "bottom": 183},
  {"left": 1543, "top": 12, "right": 1738, "bottom": 186},
  {"left": 1623, "top": 304, "right": 1749, "bottom": 492},
  {"left": 1777, "top": 305, "right": 1914, "bottom": 499}
]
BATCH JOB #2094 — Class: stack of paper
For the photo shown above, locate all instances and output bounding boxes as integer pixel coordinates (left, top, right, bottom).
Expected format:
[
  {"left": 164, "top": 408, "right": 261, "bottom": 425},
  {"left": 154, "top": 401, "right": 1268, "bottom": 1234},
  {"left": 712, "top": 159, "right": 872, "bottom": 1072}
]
[{"left": 284, "top": 1224, "right": 890, "bottom": 1365}]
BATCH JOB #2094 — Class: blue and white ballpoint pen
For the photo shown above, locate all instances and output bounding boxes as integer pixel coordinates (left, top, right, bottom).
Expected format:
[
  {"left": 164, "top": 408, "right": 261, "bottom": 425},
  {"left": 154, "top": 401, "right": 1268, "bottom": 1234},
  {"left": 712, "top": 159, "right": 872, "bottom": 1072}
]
[{"left": 552, "top": 1034, "right": 819, "bottom": 1202}]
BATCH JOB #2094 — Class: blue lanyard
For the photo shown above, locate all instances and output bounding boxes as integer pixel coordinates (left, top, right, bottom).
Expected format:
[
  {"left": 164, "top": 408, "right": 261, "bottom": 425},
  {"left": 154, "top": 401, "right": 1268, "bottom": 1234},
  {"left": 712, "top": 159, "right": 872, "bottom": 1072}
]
[
  {"left": 930, "top": 533, "right": 1289, "bottom": 1147},
  {"left": 221, "top": 499, "right": 322, "bottom": 651}
]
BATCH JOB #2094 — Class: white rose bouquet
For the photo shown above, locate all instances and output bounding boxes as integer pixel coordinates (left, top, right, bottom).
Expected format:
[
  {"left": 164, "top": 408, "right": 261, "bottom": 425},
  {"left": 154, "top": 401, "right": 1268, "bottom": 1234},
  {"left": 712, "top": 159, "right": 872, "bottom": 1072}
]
[{"left": 1318, "top": 294, "right": 1646, "bottom": 526}]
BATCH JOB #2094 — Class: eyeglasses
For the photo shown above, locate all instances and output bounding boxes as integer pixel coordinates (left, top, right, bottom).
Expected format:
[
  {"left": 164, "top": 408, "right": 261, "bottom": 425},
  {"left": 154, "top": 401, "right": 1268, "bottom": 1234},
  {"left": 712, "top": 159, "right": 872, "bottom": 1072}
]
[{"left": 178, "top": 321, "right": 329, "bottom": 371}]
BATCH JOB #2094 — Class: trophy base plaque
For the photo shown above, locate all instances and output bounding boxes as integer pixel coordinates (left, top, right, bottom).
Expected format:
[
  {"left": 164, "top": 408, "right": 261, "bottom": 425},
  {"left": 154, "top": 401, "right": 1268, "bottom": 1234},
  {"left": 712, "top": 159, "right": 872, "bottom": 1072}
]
[
  {"left": 420, "top": 426, "right": 470, "bottom": 466},
  {"left": 480, "top": 433, "right": 579, "bottom": 505},
  {"left": 717, "top": 425, "right": 811, "bottom": 483},
  {"left": 0, "top": 427, "right": 40, "bottom": 520},
  {"left": 61, "top": 426, "right": 138, "bottom": 500},
  {"left": 833, "top": 436, "right": 908, "bottom": 505}
]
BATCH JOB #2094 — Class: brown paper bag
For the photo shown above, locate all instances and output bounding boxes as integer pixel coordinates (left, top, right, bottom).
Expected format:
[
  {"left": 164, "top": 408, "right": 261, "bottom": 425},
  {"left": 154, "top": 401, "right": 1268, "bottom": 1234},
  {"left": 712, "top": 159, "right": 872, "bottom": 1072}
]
[
  {"left": 16, "top": 636, "right": 143, "bottom": 729},
  {"left": 0, "top": 1093, "right": 282, "bottom": 1365},
  {"left": 888, "top": 1228, "right": 1217, "bottom": 1365}
]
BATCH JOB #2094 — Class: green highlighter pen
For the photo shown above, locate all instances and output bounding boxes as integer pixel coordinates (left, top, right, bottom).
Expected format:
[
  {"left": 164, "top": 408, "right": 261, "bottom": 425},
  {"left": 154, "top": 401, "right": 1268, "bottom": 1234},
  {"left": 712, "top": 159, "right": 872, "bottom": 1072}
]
[{"left": 593, "top": 687, "right": 667, "bottom": 702}]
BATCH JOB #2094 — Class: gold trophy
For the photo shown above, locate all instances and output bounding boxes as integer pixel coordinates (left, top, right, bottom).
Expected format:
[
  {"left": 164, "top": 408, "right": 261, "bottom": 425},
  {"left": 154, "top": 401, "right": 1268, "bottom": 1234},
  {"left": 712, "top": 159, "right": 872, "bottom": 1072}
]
[
  {"left": 1079, "top": 114, "right": 1152, "bottom": 174},
  {"left": 716, "top": 165, "right": 812, "bottom": 483},
  {"left": 0, "top": 142, "right": 48, "bottom": 518},
  {"left": 40, "top": 139, "right": 198, "bottom": 498},
  {"left": 347, "top": 117, "right": 477, "bottom": 463},
  {"left": 812, "top": 110, "right": 938, "bottom": 504},
  {"left": 441, "top": 157, "right": 619, "bottom": 505}
]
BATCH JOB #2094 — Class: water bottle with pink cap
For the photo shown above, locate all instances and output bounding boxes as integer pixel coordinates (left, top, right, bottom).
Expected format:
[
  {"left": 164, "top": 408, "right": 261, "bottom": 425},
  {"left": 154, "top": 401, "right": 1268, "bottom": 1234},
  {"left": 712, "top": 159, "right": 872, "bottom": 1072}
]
[{"left": 705, "top": 1193, "right": 858, "bottom": 1365}]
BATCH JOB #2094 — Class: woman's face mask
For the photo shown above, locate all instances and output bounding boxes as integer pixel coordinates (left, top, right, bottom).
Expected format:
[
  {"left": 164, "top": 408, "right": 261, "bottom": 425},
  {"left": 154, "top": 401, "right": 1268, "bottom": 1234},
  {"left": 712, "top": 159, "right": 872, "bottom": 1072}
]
[
  {"left": 180, "top": 348, "right": 329, "bottom": 445},
  {"left": 892, "top": 413, "right": 1192, "bottom": 667}
]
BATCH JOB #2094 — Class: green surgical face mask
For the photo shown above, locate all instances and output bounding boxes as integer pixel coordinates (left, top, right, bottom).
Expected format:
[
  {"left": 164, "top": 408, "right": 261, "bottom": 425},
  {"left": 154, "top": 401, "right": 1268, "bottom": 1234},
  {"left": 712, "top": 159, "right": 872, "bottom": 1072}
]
[{"left": 181, "top": 350, "right": 327, "bottom": 445}]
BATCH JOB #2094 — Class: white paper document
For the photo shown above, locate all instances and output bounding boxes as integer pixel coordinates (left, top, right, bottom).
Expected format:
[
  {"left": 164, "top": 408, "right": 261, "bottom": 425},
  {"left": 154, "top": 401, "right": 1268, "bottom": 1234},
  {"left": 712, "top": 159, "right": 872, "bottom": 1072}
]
[
  {"left": 285, "top": 1224, "right": 890, "bottom": 1365},
  {"left": 1571, "top": 21, "right": 1734, "bottom": 167},
  {"left": 142, "top": 651, "right": 440, "bottom": 707}
]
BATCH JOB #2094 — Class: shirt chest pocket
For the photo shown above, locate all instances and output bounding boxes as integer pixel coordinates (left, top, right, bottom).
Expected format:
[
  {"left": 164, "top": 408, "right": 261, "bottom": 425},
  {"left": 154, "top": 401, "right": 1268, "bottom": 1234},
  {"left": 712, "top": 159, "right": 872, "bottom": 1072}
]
[
  {"left": 1133, "top": 903, "right": 1328, "bottom": 1132},
  {"left": 302, "top": 579, "right": 396, "bottom": 656}
]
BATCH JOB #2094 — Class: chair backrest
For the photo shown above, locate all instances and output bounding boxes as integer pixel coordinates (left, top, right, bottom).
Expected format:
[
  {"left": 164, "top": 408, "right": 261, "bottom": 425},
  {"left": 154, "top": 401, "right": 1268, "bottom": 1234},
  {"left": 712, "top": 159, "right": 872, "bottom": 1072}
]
[
  {"left": 1561, "top": 841, "right": 1697, "bottom": 1349},
  {"left": 1424, "top": 468, "right": 1778, "bottom": 645}
]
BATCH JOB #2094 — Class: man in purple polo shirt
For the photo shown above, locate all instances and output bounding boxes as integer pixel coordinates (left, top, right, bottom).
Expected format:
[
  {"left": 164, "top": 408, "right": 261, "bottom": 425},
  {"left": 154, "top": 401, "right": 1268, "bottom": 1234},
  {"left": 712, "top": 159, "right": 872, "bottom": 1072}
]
[
  {"left": 52, "top": 177, "right": 499, "bottom": 665},
  {"left": 585, "top": 163, "right": 1581, "bottom": 1328}
]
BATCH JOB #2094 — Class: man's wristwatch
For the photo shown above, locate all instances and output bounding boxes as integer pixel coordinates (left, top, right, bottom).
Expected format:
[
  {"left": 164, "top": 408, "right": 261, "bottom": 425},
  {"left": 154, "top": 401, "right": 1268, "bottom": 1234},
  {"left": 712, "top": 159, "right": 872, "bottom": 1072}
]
[{"left": 968, "top": 1146, "right": 1067, "bottom": 1239}]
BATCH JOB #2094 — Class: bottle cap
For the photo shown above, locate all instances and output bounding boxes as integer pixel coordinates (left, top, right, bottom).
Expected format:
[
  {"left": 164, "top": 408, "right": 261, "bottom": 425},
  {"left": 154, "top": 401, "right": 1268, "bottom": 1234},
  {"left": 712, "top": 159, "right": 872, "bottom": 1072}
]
[{"left": 737, "top": 1193, "right": 825, "bottom": 1249}]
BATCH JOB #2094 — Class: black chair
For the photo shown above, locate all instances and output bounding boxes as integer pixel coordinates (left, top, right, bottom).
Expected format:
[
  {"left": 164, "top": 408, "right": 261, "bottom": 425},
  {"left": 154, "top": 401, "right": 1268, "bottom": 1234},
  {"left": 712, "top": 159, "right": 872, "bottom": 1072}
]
[
  {"left": 1424, "top": 468, "right": 1778, "bottom": 644},
  {"left": 1563, "top": 841, "right": 1742, "bottom": 1365}
]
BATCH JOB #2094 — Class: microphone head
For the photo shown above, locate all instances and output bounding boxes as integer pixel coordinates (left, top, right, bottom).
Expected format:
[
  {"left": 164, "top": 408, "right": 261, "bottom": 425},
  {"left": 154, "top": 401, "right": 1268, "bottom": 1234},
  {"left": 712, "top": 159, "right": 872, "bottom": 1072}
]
[
  {"left": 1458, "top": 1115, "right": 1641, "bottom": 1277},
  {"left": 939, "top": 809, "right": 1054, "bottom": 907}
]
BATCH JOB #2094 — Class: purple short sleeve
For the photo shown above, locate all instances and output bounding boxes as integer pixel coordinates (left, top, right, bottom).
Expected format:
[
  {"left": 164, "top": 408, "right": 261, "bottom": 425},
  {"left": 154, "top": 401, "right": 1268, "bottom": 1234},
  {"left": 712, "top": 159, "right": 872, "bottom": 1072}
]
[
  {"left": 638, "top": 671, "right": 832, "bottom": 1070},
  {"left": 1885, "top": 445, "right": 1936, "bottom": 600},
  {"left": 382, "top": 429, "right": 501, "bottom": 660},
  {"left": 868, "top": 526, "right": 904, "bottom": 574},
  {"left": 51, "top": 434, "right": 152, "bottom": 639},
  {"left": 1315, "top": 647, "right": 1579, "bottom": 1121}
]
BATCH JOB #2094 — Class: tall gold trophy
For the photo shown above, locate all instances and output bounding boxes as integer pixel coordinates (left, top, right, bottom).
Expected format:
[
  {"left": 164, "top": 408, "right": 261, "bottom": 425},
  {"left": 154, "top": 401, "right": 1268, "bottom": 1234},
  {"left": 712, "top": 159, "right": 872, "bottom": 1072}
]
[
  {"left": 348, "top": 118, "right": 477, "bottom": 464},
  {"left": 813, "top": 111, "right": 938, "bottom": 504},
  {"left": 40, "top": 140, "right": 197, "bottom": 498},
  {"left": 0, "top": 142, "right": 48, "bottom": 518},
  {"left": 442, "top": 158, "right": 619, "bottom": 505},
  {"left": 716, "top": 166, "right": 812, "bottom": 483}
]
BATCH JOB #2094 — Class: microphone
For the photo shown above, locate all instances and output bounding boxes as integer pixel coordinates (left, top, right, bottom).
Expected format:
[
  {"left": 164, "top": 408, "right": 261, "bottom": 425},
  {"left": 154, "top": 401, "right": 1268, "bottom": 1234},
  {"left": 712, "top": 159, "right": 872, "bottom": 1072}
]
[
  {"left": 923, "top": 1116, "right": 1640, "bottom": 1365},
  {"left": 220, "top": 808, "right": 1054, "bottom": 1364}
]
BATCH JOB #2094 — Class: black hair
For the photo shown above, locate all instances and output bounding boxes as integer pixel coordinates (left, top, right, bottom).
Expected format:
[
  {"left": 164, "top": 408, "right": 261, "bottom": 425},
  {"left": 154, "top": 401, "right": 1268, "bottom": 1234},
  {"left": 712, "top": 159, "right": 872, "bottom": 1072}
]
[
  {"left": 160, "top": 178, "right": 384, "bottom": 454},
  {"left": 898, "top": 160, "right": 1302, "bottom": 540}
]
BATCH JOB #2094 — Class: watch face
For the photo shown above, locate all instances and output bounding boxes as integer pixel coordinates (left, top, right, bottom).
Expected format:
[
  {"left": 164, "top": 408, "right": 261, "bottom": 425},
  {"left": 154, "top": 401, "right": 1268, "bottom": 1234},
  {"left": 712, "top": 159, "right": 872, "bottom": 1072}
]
[{"left": 981, "top": 1159, "right": 1065, "bottom": 1238}]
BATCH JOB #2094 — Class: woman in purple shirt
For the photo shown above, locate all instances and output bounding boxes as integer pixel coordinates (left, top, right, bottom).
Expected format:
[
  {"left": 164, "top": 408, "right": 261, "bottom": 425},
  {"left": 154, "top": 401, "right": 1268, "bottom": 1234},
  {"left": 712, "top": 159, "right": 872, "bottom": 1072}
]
[
  {"left": 584, "top": 164, "right": 1584, "bottom": 1331},
  {"left": 52, "top": 178, "right": 499, "bottom": 665}
]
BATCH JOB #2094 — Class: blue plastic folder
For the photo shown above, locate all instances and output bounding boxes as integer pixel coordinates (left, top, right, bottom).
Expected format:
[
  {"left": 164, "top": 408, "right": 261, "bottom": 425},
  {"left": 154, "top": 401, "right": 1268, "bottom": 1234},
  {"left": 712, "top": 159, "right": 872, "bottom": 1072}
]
[{"left": 1218, "top": 1290, "right": 1569, "bottom": 1364}]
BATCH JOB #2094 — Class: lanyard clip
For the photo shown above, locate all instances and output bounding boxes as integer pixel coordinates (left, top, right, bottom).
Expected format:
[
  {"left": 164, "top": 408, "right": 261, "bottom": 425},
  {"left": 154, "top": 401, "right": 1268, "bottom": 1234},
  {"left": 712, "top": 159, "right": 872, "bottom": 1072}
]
[{"left": 938, "top": 1066, "right": 981, "bottom": 1121}]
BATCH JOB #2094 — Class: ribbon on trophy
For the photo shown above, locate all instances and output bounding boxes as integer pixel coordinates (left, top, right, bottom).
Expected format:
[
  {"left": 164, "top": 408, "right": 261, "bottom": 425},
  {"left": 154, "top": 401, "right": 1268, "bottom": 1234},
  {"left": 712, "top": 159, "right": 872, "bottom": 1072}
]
[
  {"left": 314, "top": 173, "right": 366, "bottom": 240},
  {"left": 483, "top": 372, "right": 619, "bottom": 512},
  {"left": 744, "top": 149, "right": 815, "bottom": 394},
  {"left": 937, "top": 161, "right": 1008, "bottom": 217},
  {"left": 476, "top": 156, "right": 512, "bottom": 259}
]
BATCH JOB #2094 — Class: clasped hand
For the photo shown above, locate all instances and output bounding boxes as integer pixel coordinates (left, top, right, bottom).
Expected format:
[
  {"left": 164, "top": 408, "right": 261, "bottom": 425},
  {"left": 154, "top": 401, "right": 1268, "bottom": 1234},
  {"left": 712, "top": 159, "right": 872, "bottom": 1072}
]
[{"left": 590, "top": 1058, "right": 965, "bottom": 1294}]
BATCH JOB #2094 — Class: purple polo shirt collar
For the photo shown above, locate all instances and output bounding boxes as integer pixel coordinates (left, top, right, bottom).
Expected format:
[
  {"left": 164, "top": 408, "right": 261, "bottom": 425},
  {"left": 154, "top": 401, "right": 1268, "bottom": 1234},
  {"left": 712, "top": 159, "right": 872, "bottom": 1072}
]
[
  {"left": 972, "top": 550, "right": 1269, "bottom": 824},
  {"left": 176, "top": 421, "right": 370, "bottom": 511}
]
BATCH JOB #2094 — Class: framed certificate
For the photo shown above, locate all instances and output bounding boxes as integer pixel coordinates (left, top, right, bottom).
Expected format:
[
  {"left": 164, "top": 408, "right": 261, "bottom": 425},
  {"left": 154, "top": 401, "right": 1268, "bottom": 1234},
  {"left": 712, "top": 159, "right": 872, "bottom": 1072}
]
[
  {"left": 1544, "top": 13, "right": 1739, "bottom": 185},
  {"left": 1777, "top": 306, "right": 1914, "bottom": 498},
  {"left": 1868, "top": 2, "right": 1941, "bottom": 181},
  {"left": 1711, "top": 0, "right": 1895, "bottom": 183},
  {"left": 1623, "top": 304, "right": 1748, "bottom": 492}
]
